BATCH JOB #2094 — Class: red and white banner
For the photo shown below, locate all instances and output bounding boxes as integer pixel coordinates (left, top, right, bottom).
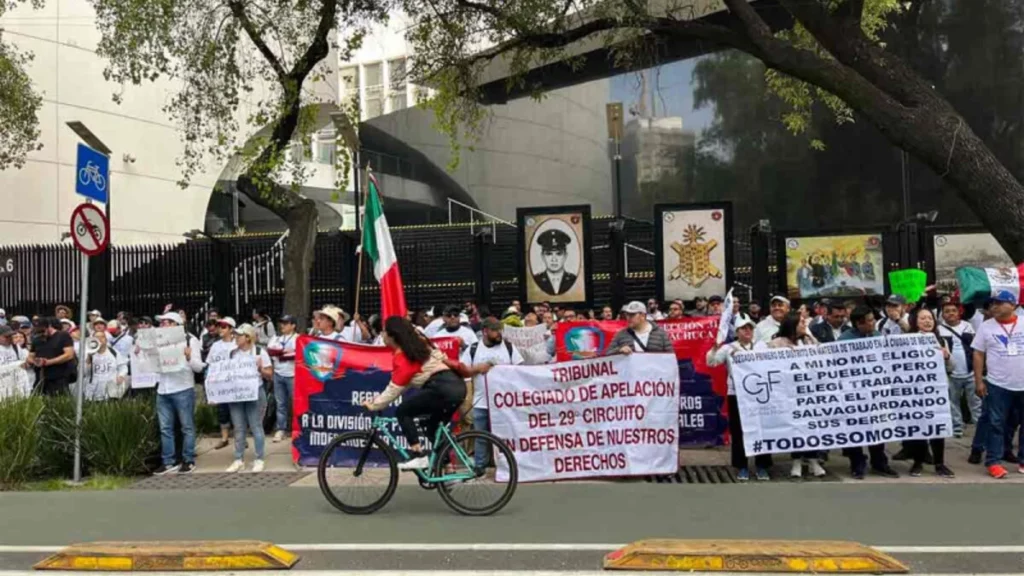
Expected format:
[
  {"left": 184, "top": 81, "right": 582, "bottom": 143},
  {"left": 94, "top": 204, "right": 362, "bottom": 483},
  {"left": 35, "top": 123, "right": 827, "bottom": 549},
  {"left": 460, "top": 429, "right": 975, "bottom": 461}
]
[{"left": 486, "top": 354, "right": 680, "bottom": 482}]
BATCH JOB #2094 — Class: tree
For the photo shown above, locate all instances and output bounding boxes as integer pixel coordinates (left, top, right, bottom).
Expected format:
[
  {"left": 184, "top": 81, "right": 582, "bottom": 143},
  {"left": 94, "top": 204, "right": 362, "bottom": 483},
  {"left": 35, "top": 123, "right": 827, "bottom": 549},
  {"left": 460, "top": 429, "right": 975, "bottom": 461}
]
[
  {"left": 0, "top": 0, "right": 44, "bottom": 170},
  {"left": 89, "top": 0, "right": 388, "bottom": 325},
  {"left": 403, "top": 0, "right": 1024, "bottom": 262}
]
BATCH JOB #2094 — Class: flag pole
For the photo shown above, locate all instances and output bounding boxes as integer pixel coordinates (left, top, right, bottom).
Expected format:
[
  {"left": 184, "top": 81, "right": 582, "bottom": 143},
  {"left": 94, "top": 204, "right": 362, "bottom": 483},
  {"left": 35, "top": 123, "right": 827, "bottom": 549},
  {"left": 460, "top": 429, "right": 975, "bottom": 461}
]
[{"left": 354, "top": 164, "right": 369, "bottom": 317}]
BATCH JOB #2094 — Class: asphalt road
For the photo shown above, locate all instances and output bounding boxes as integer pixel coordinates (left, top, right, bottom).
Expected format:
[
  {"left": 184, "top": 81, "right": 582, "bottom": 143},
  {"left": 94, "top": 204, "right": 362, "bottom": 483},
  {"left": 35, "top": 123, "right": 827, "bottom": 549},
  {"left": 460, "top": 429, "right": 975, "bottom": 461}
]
[{"left": 0, "top": 483, "right": 1022, "bottom": 572}]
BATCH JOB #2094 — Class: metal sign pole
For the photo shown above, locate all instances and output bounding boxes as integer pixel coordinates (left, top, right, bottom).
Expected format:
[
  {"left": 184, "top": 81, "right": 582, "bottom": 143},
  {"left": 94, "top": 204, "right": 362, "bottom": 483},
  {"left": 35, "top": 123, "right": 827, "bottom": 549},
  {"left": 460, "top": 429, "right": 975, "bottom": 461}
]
[{"left": 72, "top": 233, "right": 90, "bottom": 484}]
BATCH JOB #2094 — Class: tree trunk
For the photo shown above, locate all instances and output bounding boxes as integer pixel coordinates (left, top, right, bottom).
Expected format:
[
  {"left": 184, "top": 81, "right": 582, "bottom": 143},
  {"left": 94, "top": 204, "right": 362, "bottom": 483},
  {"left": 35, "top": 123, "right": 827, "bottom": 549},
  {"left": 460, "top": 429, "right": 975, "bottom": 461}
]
[{"left": 282, "top": 198, "right": 319, "bottom": 332}]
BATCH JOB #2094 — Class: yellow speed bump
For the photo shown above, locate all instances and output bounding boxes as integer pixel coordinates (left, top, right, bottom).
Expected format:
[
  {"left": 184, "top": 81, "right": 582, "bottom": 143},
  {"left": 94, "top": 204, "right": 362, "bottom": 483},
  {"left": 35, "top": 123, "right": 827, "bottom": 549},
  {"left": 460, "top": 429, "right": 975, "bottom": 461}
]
[
  {"left": 34, "top": 541, "right": 299, "bottom": 571},
  {"left": 603, "top": 539, "right": 908, "bottom": 573}
]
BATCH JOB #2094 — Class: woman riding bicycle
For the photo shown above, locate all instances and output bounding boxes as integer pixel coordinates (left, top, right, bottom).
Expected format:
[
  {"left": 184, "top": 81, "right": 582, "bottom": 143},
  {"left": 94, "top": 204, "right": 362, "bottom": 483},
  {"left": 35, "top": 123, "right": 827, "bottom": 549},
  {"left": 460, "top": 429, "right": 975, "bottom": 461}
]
[{"left": 361, "top": 316, "right": 467, "bottom": 471}]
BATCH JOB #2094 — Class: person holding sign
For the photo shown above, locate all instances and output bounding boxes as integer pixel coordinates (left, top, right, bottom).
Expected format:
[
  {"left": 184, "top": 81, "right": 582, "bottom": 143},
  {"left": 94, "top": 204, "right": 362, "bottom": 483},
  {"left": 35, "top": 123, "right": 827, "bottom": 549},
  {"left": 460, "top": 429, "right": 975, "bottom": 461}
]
[
  {"left": 152, "top": 312, "right": 204, "bottom": 475},
  {"left": 361, "top": 317, "right": 465, "bottom": 471},
  {"left": 707, "top": 316, "right": 772, "bottom": 482},
  {"left": 972, "top": 290, "right": 1024, "bottom": 479},
  {"left": 607, "top": 301, "right": 672, "bottom": 354},
  {"left": 206, "top": 318, "right": 238, "bottom": 450},
  {"left": 225, "top": 324, "right": 273, "bottom": 473},
  {"left": 906, "top": 308, "right": 955, "bottom": 478},
  {"left": 767, "top": 313, "right": 827, "bottom": 479}
]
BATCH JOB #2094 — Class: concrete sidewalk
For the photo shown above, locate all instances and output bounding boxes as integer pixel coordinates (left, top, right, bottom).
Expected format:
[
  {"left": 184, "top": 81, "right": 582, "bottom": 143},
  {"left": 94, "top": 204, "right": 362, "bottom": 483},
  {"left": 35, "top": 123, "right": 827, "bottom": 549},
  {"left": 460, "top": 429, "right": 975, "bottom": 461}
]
[{"left": 189, "top": 423, "right": 1021, "bottom": 484}]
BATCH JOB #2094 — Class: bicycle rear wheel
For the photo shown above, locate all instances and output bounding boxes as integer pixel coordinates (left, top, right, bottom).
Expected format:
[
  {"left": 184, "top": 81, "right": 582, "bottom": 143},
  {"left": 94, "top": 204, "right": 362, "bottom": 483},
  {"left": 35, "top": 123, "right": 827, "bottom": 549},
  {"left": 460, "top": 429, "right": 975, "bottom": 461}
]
[
  {"left": 317, "top": 431, "right": 398, "bottom": 515},
  {"left": 433, "top": 430, "right": 518, "bottom": 516}
]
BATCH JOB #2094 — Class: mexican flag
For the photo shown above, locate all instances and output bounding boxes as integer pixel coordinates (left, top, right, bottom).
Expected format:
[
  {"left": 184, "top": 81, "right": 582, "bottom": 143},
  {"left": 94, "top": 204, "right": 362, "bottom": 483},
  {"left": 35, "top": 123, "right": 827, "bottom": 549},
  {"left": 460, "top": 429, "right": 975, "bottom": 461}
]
[
  {"left": 362, "top": 172, "right": 407, "bottom": 320},
  {"left": 955, "top": 264, "right": 1024, "bottom": 304}
]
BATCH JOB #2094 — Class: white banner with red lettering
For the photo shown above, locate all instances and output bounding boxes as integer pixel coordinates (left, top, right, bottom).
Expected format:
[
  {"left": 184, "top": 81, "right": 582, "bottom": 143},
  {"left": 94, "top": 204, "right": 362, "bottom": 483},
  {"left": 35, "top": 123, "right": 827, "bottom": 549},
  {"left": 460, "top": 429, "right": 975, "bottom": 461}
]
[{"left": 486, "top": 353, "right": 680, "bottom": 482}]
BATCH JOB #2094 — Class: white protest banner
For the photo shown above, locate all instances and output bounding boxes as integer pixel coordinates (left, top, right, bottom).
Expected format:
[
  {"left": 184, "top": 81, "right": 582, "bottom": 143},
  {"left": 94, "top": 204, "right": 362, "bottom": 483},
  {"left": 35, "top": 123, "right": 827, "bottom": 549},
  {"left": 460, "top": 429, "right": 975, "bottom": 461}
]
[
  {"left": 133, "top": 327, "right": 187, "bottom": 374},
  {"left": 486, "top": 353, "right": 679, "bottom": 482},
  {"left": 732, "top": 334, "right": 953, "bottom": 456},
  {"left": 205, "top": 354, "right": 261, "bottom": 404},
  {"left": 716, "top": 288, "right": 735, "bottom": 345},
  {"left": 0, "top": 361, "right": 31, "bottom": 400},
  {"left": 503, "top": 325, "right": 551, "bottom": 365},
  {"left": 129, "top": 348, "right": 158, "bottom": 389}
]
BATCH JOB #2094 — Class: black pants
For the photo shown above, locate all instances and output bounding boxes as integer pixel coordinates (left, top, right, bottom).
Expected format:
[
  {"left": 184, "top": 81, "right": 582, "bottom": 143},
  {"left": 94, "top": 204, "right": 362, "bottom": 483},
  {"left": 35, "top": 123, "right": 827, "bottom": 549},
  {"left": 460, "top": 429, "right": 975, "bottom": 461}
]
[
  {"left": 41, "top": 374, "right": 72, "bottom": 396},
  {"left": 396, "top": 371, "right": 467, "bottom": 449},
  {"left": 843, "top": 444, "right": 888, "bottom": 470},
  {"left": 217, "top": 404, "right": 232, "bottom": 428},
  {"left": 908, "top": 438, "right": 944, "bottom": 466},
  {"left": 727, "top": 396, "right": 773, "bottom": 470}
]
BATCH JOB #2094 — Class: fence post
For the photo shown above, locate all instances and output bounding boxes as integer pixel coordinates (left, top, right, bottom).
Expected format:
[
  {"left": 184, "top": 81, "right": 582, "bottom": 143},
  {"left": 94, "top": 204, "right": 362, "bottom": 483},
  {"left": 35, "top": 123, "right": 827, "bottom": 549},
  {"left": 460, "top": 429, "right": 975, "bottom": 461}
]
[
  {"left": 609, "top": 219, "right": 626, "bottom": 311},
  {"left": 750, "top": 220, "right": 771, "bottom": 306},
  {"left": 475, "top": 230, "right": 491, "bottom": 310}
]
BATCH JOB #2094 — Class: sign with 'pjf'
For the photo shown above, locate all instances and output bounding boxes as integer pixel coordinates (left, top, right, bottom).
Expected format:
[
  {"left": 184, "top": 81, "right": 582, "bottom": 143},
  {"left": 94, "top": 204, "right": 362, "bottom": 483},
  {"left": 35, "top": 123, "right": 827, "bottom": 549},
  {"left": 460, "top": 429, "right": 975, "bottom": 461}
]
[
  {"left": 731, "top": 334, "right": 953, "bottom": 456},
  {"left": 75, "top": 143, "right": 109, "bottom": 203}
]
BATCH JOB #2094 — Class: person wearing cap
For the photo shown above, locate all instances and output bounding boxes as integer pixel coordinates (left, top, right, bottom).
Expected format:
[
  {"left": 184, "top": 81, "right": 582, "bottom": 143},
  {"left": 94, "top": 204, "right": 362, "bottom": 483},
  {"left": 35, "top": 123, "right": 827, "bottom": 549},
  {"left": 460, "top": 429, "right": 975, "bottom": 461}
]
[
  {"left": 59, "top": 318, "right": 76, "bottom": 333},
  {"left": 268, "top": 315, "right": 298, "bottom": 443},
  {"left": 877, "top": 295, "right": 910, "bottom": 335},
  {"left": 80, "top": 318, "right": 128, "bottom": 401},
  {"left": 206, "top": 317, "right": 238, "bottom": 450},
  {"left": 754, "top": 296, "right": 790, "bottom": 344},
  {"left": 55, "top": 305, "right": 72, "bottom": 320},
  {"left": 223, "top": 323, "right": 273, "bottom": 473},
  {"left": 810, "top": 301, "right": 849, "bottom": 344},
  {"left": 532, "top": 228, "right": 578, "bottom": 296},
  {"left": 608, "top": 301, "right": 672, "bottom": 355},
  {"left": 972, "top": 290, "right": 1024, "bottom": 479},
  {"left": 707, "top": 315, "right": 771, "bottom": 481},
  {"left": 107, "top": 319, "right": 134, "bottom": 359},
  {"left": 837, "top": 305, "right": 899, "bottom": 479},
  {"left": 152, "top": 311, "right": 204, "bottom": 475},
  {"left": 27, "top": 318, "right": 77, "bottom": 396},
  {"left": 435, "top": 305, "right": 478, "bottom": 350},
  {"left": 708, "top": 295, "right": 725, "bottom": 315},
  {"left": 460, "top": 317, "right": 525, "bottom": 470}
]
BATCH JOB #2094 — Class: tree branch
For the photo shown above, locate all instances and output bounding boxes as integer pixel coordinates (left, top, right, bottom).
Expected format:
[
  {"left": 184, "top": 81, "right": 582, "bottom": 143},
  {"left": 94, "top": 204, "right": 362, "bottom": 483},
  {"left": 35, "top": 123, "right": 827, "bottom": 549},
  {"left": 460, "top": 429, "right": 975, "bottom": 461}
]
[
  {"left": 289, "top": 0, "right": 339, "bottom": 82},
  {"left": 228, "top": 0, "right": 287, "bottom": 81},
  {"left": 835, "top": 0, "right": 865, "bottom": 24}
]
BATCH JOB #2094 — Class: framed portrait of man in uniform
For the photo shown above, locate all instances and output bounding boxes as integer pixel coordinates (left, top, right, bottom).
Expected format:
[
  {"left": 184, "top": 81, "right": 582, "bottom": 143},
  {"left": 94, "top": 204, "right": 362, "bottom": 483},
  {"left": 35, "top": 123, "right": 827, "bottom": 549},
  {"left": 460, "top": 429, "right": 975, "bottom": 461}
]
[{"left": 517, "top": 205, "right": 592, "bottom": 306}]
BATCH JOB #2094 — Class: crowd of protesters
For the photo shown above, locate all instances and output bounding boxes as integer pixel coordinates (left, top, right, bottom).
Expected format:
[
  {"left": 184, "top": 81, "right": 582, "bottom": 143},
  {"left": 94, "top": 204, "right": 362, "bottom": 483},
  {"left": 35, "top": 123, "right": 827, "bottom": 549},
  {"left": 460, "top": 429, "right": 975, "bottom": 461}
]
[{"left": 1, "top": 285, "right": 1020, "bottom": 480}]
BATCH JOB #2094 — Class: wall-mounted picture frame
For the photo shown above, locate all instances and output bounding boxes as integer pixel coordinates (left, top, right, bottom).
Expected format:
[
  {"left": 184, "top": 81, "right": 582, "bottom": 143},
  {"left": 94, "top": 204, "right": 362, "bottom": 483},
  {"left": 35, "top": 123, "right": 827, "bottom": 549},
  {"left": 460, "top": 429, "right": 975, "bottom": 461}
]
[
  {"left": 777, "top": 230, "right": 891, "bottom": 302},
  {"left": 517, "top": 205, "right": 593, "bottom": 306},
  {"left": 654, "top": 202, "right": 732, "bottom": 303}
]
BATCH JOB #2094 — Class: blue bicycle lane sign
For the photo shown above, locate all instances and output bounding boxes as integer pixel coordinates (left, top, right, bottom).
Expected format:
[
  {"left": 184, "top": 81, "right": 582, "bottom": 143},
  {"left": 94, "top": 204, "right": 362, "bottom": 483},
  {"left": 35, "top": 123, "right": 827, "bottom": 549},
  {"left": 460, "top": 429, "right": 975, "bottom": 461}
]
[{"left": 75, "top": 143, "right": 109, "bottom": 203}]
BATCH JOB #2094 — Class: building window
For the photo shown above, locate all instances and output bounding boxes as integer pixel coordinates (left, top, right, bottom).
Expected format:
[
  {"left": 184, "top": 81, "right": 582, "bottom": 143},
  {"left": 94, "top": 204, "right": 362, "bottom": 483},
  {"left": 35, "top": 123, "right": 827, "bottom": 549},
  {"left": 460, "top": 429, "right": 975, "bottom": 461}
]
[
  {"left": 341, "top": 67, "right": 359, "bottom": 106},
  {"left": 389, "top": 58, "right": 407, "bottom": 111},
  {"left": 316, "top": 131, "right": 335, "bottom": 165},
  {"left": 364, "top": 62, "right": 383, "bottom": 119},
  {"left": 289, "top": 140, "right": 306, "bottom": 162}
]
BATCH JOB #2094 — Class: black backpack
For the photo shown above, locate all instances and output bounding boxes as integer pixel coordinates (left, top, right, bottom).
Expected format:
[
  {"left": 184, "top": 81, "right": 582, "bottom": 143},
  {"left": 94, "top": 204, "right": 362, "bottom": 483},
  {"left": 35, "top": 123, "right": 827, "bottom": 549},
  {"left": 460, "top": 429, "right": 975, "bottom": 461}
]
[{"left": 469, "top": 340, "right": 514, "bottom": 364}]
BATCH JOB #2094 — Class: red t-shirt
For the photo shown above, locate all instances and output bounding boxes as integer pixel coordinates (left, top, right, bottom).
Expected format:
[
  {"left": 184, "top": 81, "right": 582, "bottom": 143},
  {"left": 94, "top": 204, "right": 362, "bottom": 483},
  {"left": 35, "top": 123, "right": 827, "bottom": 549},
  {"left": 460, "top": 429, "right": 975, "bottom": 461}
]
[{"left": 391, "top": 350, "right": 423, "bottom": 387}]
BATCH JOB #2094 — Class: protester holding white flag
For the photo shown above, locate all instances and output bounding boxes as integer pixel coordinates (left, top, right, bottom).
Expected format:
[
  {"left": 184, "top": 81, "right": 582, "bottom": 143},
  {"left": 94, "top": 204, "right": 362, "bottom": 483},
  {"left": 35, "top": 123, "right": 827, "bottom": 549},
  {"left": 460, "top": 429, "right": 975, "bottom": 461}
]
[{"left": 707, "top": 316, "right": 771, "bottom": 482}]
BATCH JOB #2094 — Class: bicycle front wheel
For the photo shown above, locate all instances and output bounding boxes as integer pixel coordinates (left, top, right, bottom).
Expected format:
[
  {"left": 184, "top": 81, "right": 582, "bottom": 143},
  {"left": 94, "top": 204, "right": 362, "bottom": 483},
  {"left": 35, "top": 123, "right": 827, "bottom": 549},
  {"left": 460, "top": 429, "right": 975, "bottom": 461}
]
[
  {"left": 433, "top": 430, "right": 518, "bottom": 516},
  {"left": 317, "top": 431, "right": 398, "bottom": 515}
]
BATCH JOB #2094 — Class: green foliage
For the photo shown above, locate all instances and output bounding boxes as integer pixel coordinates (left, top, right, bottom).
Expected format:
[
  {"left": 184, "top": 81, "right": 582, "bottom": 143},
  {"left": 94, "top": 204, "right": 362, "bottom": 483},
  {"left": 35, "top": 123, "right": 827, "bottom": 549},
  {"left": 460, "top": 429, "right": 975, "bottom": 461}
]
[
  {"left": 89, "top": 0, "right": 386, "bottom": 208},
  {"left": 80, "top": 398, "right": 159, "bottom": 477},
  {"left": 194, "top": 401, "right": 220, "bottom": 436},
  {"left": 0, "top": 0, "right": 46, "bottom": 170},
  {"left": 0, "top": 396, "right": 45, "bottom": 488},
  {"left": 36, "top": 394, "right": 76, "bottom": 479}
]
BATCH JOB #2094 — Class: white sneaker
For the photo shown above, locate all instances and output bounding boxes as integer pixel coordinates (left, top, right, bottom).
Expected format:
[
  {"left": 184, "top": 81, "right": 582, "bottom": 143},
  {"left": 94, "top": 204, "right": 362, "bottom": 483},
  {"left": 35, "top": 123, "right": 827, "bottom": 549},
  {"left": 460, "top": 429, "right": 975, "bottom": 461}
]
[
  {"left": 398, "top": 456, "right": 430, "bottom": 471},
  {"left": 272, "top": 431, "right": 284, "bottom": 443},
  {"left": 251, "top": 459, "right": 265, "bottom": 473},
  {"left": 790, "top": 459, "right": 803, "bottom": 478},
  {"left": 226, "top": 459, "right": 245, "bottom": 473},
  {"left": 809, "top": 460, "right": 827, "bottom": 478}
]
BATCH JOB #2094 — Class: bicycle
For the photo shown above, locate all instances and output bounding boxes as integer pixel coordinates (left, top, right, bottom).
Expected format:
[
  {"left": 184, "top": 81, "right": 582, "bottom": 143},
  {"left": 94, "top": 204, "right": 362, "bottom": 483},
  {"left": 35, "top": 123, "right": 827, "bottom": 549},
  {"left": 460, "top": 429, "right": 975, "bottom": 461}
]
[{"left": 317, "top": 415, "right": 518, "bottom": 516}]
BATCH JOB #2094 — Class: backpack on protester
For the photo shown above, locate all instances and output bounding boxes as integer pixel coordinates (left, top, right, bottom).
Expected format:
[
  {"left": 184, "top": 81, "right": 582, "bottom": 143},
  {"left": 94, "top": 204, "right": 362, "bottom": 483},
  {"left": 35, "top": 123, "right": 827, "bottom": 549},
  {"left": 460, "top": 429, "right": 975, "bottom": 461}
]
[{"left": 459, "top": 340, "right": 515, "bottom": 420}]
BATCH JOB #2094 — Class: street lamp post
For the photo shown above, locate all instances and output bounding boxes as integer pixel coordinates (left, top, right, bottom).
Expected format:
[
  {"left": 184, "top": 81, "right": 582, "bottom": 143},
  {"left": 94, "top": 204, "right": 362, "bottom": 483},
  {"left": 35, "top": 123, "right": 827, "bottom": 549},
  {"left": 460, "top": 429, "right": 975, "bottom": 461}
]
[{"left": 606, "top": 103, "right": 627, "bottom": 311}]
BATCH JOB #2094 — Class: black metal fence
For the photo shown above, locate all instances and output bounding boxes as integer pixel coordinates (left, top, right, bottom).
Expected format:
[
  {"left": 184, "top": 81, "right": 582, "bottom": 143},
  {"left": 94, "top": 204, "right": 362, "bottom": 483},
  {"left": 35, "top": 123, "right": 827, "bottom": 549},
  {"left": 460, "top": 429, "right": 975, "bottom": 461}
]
[{"left": 12, "top": 217, "right": 935, "bottom": 328}]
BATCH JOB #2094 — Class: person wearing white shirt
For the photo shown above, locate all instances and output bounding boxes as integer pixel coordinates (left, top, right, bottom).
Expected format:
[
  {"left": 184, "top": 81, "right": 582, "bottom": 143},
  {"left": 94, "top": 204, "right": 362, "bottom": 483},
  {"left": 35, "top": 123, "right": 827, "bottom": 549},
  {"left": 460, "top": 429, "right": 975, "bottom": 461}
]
[
  {"left": 206, "top": 317, "right": 238, "bottom": 450},
  {"left": 436, "top": 305, "right": 478, "bottom": 351},
  {"left": 225, "top": 324, "right": 274, "bottom": 473},
  {"left": 108, "top": 320, "right": 134, "bottom": 359},
  {"left": 707, "top": 316, "right": 771, "bottom": 481},
  {"left": 877, "top": 295, "right": 911, "bottom": 335},
  {"left": 313, "top": 306, "right": 347, "bottom": 341},
  {"left": 0, "top": 325, "right": 31, "bottom": 399},
  {"left": 81, "top": 321, "right": 129, "bottom": 401},
  {"left": 252, "top": 308, "right": 276, "bottom": 347},
  {"left": 938, "top": 301, "right": 978, "bottom": 438},
  {"left": 268, "top": 315, "right": 298, "bottom": 443},
  {"left": 972, "top": 291, "right": 1024, "bottom": 479},
  {"left": 152, "top": 312, "right": 204, "bottom": 475},
  {"left": 459, "top": 317, "right": 524, "bottom": 470},
  {"left": 754, "top": 295, "right": 790, "bottom": 344}
]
